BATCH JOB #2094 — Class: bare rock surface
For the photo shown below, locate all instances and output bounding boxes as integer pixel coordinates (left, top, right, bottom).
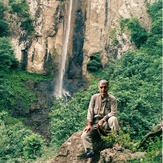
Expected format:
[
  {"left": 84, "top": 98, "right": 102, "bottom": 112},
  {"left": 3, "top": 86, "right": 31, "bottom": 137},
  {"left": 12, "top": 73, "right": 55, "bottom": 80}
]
[
  {"left": 51, "top": 131, "right": 145, "bottom": 163},
  {"left": 8, "top": 0, "right": 156, "bottom": 74}
]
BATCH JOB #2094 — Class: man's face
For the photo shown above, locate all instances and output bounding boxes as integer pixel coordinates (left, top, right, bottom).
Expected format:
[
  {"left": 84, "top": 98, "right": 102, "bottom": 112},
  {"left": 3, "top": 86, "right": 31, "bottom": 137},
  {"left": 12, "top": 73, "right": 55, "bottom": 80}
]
[{"left": 98, "top": 82, "right": 108, "bottom": 98}]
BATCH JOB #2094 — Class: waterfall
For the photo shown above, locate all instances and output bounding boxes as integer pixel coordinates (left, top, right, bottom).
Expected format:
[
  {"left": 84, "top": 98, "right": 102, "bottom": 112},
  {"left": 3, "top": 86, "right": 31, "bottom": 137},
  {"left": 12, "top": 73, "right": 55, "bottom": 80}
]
[{"left": 55, "top": 0, "right": 73, "bottom": 98}]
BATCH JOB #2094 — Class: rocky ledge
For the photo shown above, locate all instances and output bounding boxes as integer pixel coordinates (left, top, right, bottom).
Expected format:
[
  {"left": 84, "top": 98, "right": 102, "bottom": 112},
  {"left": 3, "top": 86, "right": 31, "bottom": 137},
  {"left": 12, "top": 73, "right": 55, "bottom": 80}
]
[{"left": 50, "top": 131, "right": 146, "bottom": 163}]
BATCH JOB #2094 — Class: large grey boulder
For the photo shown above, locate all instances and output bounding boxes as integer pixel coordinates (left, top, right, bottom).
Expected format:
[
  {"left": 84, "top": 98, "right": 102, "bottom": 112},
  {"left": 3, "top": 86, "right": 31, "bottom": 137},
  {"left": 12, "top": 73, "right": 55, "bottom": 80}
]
[{"left": 51, "top": 131, "right": 145, "bottom": 163}]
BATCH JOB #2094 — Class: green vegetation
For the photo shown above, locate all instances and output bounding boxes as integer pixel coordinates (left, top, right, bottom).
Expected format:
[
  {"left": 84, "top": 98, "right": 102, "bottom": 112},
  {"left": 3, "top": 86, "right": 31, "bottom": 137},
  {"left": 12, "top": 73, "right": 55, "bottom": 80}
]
[
  {"left": 109, "top": 29, "right": 119, "bottom": 45},
  {"left": 0, "top": 2, "right": 10, "bottom": 36},
  {"left": 0, "top": 111, "right": 46, "bottom": 162},
  {"left": 102, "top": 129, "right": 137, "bottom": 151},
  {"left": 0, "top": 0, "right": 34, "bottom": 35},
  {"left": 0, "top": 37, "right": 51, "bottom": 162},
  {"left": 0, "top": 15, "right": 51, "bottom": 162},
  {"left": 23, "top": 134, "right": 43, "bottom": 159},
  {"left": 0, "top": 37, "right": 19, "bottom": 110},
  {"left": 87, "top": 52, "right": 103, "bottom": 72},
  {"left": 120, "top": 18, "right": 148, "bottom": 48},
  {"left": 108, "top": 50, "right": 161, "bottom": 138},
  {"left": 9, "top": 0, "right": 34, "bottom": 33}
]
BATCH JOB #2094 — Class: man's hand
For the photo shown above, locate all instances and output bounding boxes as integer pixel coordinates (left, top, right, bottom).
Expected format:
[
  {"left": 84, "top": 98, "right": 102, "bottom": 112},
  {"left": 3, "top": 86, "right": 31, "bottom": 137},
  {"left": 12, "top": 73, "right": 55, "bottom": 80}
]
[
  {"left": 98, "top": 119, "right": 104, "bottom": 128},
  {"left": 84, "top": 120, "right": 93, "bottom": 132},
  {"left": 84, "top": 125, "right": 92, "bottom": 132}
]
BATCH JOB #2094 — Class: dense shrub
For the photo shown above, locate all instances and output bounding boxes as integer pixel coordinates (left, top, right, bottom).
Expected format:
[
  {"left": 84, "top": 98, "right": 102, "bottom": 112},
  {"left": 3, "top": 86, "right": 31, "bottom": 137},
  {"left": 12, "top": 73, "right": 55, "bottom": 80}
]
[
  {"left": 144, "top": 0, "right": 162, "bottom": 53},
  {"left": 87, "top": 52, "right": 102, "bottom": 72},
  {"left": 0, "top": 37, "right": 18, "bottom": 71},
  {"left": 9, "top": 0, "right": 34, "bottom": 33},
  {"left": 0, "top": 2, "right": 10, "bottom": 36},
  {"left": 108, "top": 51, "right": 161, "bottom": 138},
  {"left": 23, "top": 134, "right": 44, "bottom": 159},
  {"left": 0, "top": 111, "right": 45, "bottom": 162},
  {"left": 120, "top": 18, "right": 148, "bottom": 48},
  {"left": 0, "top": 20, "right": 10, "bottom": 37},
  {"left": 0, "top": 37, "right": 19, "bottom": 108}
]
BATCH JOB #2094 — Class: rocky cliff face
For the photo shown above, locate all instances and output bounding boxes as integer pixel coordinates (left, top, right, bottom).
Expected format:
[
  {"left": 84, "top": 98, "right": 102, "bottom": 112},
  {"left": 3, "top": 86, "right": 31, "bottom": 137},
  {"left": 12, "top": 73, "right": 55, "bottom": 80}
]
[
  {"left": 9, "top": 0, "right": 155, "bottom": 95},
  {"left": 82, "top": 0, "right": 153, "bottom": 75}
]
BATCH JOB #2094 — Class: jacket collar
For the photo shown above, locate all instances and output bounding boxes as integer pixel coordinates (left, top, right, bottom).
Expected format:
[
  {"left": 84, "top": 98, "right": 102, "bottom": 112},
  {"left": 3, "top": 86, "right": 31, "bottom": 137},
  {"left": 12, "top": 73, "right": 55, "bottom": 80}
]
[{"left": 99, "top": 93, "right": 110, "bottom": 102}]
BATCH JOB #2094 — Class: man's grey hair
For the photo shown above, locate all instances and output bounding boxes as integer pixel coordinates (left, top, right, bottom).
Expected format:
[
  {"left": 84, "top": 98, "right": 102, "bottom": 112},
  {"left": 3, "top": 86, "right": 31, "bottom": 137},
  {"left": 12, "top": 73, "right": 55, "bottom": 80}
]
[{"left": 98, "top": 80, "right": 109, "bottom": 86}]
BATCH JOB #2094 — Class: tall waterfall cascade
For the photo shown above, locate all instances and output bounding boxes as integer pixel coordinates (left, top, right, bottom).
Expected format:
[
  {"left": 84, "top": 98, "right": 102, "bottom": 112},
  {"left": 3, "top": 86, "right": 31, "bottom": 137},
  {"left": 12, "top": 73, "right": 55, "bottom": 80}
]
[{"left": 54, "top": 0, "right": 73, "bottom": 98}]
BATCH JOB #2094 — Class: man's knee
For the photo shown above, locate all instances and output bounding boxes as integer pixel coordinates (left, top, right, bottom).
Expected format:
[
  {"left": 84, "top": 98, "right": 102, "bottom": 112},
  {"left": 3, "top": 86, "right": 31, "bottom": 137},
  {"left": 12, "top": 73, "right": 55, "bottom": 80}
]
[
  {"left": 109, "top": 116, "right": 118, "bottom": 122},
  {"left": 108, "top": 116, "right": 119, "bottom": 131},
  {"left": 81, "top": 131, "right": 89, "bottom": 141}
]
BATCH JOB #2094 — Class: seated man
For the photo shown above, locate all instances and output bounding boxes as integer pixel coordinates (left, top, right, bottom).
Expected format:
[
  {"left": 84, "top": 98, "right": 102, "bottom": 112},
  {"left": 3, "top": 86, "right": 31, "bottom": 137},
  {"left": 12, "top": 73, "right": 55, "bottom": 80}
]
[{"left": 81, "top": 80, "right": 119, "bottom": 162}]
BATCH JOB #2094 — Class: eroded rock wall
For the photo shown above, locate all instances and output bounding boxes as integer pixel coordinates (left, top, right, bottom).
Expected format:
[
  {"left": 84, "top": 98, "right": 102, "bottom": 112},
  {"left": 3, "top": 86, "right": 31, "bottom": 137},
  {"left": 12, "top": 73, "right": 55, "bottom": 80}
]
[
  {"left": 82, "top": 0, "right": 154, "bottom": 76},
  {"left": 9, "top": 0, "right": 156, "bottom": 85}
]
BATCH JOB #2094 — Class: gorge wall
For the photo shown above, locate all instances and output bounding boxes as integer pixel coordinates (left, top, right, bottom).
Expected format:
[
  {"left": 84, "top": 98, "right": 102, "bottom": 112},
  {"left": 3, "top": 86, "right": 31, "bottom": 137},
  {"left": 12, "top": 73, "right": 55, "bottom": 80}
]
[{"left": 8, "top": 0, "right": 155, "bottom": 96}]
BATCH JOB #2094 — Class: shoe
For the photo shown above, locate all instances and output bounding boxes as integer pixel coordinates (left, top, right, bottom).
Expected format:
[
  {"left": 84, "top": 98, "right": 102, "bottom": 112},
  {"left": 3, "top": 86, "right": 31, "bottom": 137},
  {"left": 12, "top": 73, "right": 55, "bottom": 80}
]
[{"left": 86, "top": 151, "right": 95, "bottom": 158}]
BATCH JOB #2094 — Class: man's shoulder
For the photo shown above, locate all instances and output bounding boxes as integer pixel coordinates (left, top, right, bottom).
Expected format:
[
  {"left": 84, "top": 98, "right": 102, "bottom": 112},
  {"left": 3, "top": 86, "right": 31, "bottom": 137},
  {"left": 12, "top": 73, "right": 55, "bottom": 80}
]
[
  {"left": 91, "top": 93, "right": 116, "bottom": 100},
  {"left": 91, "top": 93, "right": 100, "bottom": 99},
  {"left": 108, "top": 93, "right": 116, "bottom": 100}
]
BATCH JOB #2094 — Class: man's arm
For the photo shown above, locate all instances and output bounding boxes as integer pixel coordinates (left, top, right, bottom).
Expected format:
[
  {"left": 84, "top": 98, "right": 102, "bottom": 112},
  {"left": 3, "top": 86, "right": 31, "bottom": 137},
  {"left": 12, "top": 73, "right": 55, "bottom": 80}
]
[
  {"left": 84, "top": 95, "right": 95, "bottom": 132},
  {"left": 84, "top": 120, "right": 93, "bottom": 132},
  {"left": 103, "top": 96, "right": 117, "bottom": 122},
  {"left": 108, "top": 97, "right": 117, "bottom": 117},
  {"left": 86, "top": 95, "right": 95, "bottom": 124}
]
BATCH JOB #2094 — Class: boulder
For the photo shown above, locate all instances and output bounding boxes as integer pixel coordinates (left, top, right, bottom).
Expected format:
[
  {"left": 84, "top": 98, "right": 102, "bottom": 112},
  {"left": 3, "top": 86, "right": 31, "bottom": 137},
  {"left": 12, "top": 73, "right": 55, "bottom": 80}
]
[
  {"left": 51, "top": 131, "right": 86, "bottom": 163},
  {"left": 51, "top": 131, "right": 145, "bottom": 163}
]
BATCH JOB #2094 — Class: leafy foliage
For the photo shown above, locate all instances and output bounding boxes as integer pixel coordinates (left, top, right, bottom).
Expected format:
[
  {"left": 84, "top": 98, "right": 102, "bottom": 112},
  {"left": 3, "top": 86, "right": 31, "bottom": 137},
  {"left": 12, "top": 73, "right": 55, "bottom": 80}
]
[
  {"left": 0, "top": 2, "right": 10, "bottom": 37},
  {"left": 108, "top": 50, "right": 161, "bottom": 138},
  {"left": 0, "top": 111, "right": 45, "bottom": 162},
  {"left": 145, "top": 0, "right": 162, "bottom": 54},
  {"left": 87, "top": 52, "right": 102, "bottom": 72},
  {"left": 120, "top": 18, "right": 148, "bottom": 48},
  {"left": 0, "top": 37, "right": 18, "bottom": 71},
  {"left": 143, "top": 136, "right": 162, "bottom": 162},
  {"left": 23, "top": 134, "right": 44, "bottom": 159},
  {"left": 0, "top": 37, "right": 19, "bottom": 109},
  {"left": 50, "top": 88, "right": 96, "bottom": 147},
  {"left": 9, "top": 0, "right": 34, "bottom": 33},
  {"left": 102, "top": 129, "right": 137, "bottom": 152},
  {"left": 0, "top": 20, "right": 10, "bottom": 37}
]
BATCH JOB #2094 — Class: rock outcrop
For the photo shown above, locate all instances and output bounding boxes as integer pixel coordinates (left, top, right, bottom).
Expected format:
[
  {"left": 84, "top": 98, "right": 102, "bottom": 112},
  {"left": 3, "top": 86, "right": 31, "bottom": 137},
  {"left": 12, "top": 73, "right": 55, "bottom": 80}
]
[
  {"left": 82, "top": 0, "right": 153, "bottom": 75},
  {"left": 8, "top": 0, "right": 156, "bottom": 84},
  {"left": 51, "top": 131, "right": 145, "bottom": 163}
]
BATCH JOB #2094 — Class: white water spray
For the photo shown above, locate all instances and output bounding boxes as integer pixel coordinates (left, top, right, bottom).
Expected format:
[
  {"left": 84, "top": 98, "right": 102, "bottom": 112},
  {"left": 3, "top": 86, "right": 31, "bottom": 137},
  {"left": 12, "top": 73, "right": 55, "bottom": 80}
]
[{"left": 55, "top": 0, "right": 73, "bottom": 98}]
